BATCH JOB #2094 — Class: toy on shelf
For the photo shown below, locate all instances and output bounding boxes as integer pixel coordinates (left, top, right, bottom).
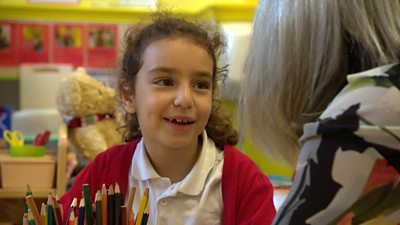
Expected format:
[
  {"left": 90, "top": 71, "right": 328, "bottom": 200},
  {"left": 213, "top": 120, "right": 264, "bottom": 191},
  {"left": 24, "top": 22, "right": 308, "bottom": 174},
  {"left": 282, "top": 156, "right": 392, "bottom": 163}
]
[{"left": 56, "top": 67, "right": 123, "bottom": 161}]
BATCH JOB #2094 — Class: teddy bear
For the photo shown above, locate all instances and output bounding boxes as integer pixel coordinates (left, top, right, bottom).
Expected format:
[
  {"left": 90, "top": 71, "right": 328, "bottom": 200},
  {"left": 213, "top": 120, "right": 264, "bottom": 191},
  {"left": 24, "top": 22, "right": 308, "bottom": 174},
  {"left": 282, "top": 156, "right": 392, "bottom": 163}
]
[{"left": 56, "top": 67, "right": 123, "bottom": 161}]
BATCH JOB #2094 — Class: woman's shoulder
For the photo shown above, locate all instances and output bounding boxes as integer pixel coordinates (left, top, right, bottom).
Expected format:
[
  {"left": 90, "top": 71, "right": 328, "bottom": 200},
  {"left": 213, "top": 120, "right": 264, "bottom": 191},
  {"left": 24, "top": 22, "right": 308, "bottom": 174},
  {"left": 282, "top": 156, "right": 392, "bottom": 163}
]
[{"left": 319, "top": 63, "right": 400, "bottom": 120}]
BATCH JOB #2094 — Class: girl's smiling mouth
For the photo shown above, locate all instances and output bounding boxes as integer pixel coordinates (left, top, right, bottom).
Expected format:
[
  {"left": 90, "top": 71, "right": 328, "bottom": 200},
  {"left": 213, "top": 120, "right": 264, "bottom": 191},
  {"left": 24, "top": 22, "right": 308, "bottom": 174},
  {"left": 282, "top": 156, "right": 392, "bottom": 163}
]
[{"left": 164, "top": 117, "right": 195, "bottom": 126}]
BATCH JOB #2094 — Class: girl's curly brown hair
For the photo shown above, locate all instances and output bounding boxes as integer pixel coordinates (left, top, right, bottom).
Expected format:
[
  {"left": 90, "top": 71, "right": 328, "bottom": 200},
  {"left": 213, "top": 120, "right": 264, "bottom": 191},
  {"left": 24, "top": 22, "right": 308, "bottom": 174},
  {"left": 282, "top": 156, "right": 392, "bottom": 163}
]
[{"left": 117, "top": 13, "right": 238, "bottom": 149}]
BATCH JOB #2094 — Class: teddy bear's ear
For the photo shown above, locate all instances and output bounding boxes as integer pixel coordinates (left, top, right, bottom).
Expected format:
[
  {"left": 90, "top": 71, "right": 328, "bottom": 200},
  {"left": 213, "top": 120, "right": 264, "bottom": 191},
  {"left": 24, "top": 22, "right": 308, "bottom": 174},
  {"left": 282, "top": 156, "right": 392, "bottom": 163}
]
[{"left": 56, "top": 76, "right": 81, "bottom": 115}]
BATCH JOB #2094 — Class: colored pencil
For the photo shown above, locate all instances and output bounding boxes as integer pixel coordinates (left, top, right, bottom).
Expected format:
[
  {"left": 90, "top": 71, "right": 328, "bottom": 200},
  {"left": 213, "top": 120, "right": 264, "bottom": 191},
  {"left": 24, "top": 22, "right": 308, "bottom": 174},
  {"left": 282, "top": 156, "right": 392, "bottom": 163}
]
[
  {"left": 28, "top": 210, "right": 37, "bottom": 225},
  {"left": 68, "top": 211, "right": 75, "bottom": 225},
  {"left": 53, "top": 196, "right": 62, "bottom": 225},
  {"left": 101, "top": 184, "right": 108, "bottom": 225},
  {"left": 134, "top": 188, "right": 148, "bottom": 225},
  {"left": 108, "top": 184, "right": 115, "bottom": 225},
  {"left": 128, "top": 209, "right": 135, "bottom": 225},
  {"left": 125, "top": 187, "right": 136, "bottom": 224},
  {"left": 140, "top": 203, "right": 149, "bottom": 225},
  {"left": 26, "top": 184, "right": 32, "bottom": 213},
  {"left": 83, "top": 184, "right": 93, "bottom": 225},
  {"left": 66, "top": 198, "right": 77, "bottom": 225},
  {"left": 26, "top": 195, "right": 42, "bottom": 225},
  {"left": 95, "top": 191, "right": 102, "bottom": 225},
  {"left": 47, "top": 193, "right": 55, "bottom": 225},
  {"left": 120, "top": 206, "right": 127, "bottom": 225},
  {"left": 77, "top": 198, "right": 85, "bottom": 225},
  {"left": 40, "top": 203, "right": 48, "bottom": 225},
  {"left": 115, "top": 183, "right": 122, "bottom": 225},
  {"left": 23, "top": 213, "right": 29, "bottom": 225}
]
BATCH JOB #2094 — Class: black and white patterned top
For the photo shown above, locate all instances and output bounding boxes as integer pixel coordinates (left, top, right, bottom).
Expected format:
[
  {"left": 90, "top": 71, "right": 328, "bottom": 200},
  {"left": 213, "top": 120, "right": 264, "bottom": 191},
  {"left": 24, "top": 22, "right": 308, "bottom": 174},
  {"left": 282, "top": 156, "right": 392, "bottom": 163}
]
[{"left": 274, "top": 64, "right": 400, "bottom": 225}]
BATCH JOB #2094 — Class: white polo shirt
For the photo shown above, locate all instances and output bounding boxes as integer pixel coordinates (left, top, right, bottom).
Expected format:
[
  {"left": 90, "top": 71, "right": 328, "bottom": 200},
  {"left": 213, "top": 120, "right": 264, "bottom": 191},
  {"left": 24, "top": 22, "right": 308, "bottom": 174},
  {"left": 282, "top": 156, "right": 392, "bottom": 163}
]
[{"left": 128, "top": 131, "right": 224, "bottom": 225}]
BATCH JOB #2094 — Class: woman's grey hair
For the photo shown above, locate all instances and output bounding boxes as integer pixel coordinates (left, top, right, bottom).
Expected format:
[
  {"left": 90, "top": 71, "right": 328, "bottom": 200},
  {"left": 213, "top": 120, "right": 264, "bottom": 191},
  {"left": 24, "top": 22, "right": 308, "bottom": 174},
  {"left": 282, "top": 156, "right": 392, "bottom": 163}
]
[{"left": 240, "top": 0, "right": 400, "bottom": 167}]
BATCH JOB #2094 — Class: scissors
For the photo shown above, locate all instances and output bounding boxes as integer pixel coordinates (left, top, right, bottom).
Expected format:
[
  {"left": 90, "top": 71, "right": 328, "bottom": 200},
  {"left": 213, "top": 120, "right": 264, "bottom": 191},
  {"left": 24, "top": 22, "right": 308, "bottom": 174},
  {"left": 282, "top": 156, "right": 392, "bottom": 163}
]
[
  {"left": 33, "top": 130, "right": 51, "bottom": 146},
  {"left": 3, "top": 130, "right": 24, "bottom": 147}
]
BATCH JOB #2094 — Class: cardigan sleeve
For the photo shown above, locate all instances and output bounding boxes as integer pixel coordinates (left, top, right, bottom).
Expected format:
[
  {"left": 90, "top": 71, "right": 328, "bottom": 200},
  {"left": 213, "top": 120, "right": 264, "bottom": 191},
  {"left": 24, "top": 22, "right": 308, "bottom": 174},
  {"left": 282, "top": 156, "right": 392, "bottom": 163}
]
[
  {"left": 222, "top": 145, "right": 276, "bottom": 225},
  {"left": 236, "top": 160, "right": 276, "bottom": 224}
]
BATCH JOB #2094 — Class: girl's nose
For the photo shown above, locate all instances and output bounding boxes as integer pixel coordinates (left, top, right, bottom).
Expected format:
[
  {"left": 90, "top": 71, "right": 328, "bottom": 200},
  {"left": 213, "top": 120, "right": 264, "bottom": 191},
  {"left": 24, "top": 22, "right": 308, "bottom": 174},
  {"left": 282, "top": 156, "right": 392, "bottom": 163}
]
[{"left": 174, "top": 84, "right": 193, "bottom": 109}]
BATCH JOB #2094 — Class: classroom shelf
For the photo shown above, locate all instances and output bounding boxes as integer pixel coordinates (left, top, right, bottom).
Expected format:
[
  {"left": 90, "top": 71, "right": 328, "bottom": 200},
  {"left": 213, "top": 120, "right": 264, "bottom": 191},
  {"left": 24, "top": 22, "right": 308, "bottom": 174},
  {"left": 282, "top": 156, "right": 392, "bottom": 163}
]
[{"left": 0, "top": 124, "right": 67, "bottom": 199}]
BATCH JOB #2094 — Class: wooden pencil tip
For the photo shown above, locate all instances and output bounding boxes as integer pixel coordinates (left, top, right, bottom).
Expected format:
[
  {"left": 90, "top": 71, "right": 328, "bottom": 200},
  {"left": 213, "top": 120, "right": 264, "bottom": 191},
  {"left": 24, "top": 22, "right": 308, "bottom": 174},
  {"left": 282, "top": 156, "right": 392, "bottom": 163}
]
[
  {"left": 47, "top": 194, "right": 54, "bottom": 205},
  {"left": 108, "top": 184, "right": 114, "bottom": 194},
  {"left": 115, "top": 183, "right": 121, "bottom": 193},
  {"left": 71, "top": 197, "right": 78, "bottom": 208},
  {"left": 95, "top": 191, "right": 102, "bottom": 201},
  {"left": 79, "top": 198, "right": 85, "bottom": 207}
]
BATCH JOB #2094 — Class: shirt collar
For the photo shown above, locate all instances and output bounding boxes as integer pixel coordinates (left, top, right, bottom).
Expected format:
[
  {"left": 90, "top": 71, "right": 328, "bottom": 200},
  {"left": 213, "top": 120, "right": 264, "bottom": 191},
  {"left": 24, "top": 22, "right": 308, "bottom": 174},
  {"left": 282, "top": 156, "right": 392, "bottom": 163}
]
[
  {"left": 131, "top": 138, "right": 160, "bottom": 180},
  {"left": 131, "top": 131, "right": 218, "bottom": 196},
  {"left": 178, "top": 130, "right": 218, "bottom": 196}
]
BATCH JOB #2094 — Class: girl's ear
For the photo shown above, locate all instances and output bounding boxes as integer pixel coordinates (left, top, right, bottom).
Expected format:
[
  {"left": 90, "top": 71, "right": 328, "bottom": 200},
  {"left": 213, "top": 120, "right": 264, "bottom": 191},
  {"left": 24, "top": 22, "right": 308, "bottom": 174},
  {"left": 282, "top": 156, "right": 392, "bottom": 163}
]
[{"left": 121, "top": 82, "right": 136, "bottom": 114}]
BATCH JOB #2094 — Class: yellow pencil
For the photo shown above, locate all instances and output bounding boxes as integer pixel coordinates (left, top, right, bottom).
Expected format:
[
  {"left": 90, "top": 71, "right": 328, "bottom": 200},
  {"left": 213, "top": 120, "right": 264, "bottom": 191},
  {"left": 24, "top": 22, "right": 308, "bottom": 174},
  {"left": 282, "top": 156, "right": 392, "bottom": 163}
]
[
  {"left": 134, "top": 188, "right": 148, "bottom": 225},
  {"left": 40, "top": 203, "right": 47, "bottom": 225}
]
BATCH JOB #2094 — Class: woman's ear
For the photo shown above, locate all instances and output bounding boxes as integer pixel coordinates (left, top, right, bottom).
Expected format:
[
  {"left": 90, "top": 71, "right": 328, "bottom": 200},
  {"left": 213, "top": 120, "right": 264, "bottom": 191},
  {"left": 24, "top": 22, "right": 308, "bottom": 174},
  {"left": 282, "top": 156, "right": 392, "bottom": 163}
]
[{"left": 121, "top": 82, "right": 136, "bottom": 114}]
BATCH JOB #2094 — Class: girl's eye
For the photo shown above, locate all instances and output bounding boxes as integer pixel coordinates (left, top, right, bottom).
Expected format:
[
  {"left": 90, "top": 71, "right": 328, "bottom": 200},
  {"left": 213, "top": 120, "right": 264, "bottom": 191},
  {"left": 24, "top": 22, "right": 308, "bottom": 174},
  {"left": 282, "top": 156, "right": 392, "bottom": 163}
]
[
  {"left": 194, "top": 81, "right": 211, "bottom": 90},
  {"left": 154, "top": 78, "right": 173, "bottom": 86}
]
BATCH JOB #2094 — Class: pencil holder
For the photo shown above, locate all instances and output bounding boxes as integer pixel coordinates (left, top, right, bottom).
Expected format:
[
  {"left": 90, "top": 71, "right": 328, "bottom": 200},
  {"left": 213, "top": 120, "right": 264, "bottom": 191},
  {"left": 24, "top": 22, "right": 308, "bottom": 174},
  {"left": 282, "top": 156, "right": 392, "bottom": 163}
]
[{"left": 10, "top": 145, "right": 45, "bottom": 157}]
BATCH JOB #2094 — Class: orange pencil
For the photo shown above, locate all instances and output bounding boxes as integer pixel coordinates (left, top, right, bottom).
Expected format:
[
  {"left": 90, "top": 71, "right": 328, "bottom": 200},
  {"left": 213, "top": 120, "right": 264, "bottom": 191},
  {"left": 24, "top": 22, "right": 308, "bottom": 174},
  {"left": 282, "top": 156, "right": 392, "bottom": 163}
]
[
  {"left": 128, "top": 209, "right": 135, "bottom": 225},
  {"left": 66, "top": 198, "right": 78, "bottom": 225},
  {"left": 26, "top": 195, "right": 42, "bottom": 225},
  {"left": 101, "top": 184, "right": 108, "bottom": 225},
  {"left": 69, "top": 211, "right": 75, "bottom": 225}
]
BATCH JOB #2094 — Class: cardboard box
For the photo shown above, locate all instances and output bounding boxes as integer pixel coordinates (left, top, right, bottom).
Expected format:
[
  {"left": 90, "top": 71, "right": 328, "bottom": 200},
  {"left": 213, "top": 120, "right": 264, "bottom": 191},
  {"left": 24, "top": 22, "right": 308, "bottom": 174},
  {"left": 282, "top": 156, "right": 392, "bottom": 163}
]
[{"left": 0, "top": 153, "right": 56, "bottom": 189}]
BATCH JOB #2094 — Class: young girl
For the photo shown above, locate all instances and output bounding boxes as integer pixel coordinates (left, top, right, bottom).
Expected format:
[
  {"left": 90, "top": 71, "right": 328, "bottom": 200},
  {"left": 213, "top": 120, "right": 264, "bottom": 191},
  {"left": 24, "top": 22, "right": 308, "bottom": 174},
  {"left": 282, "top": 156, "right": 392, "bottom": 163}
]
[{"left": 60, "top": 14, "right": 276, "bottom": 225}]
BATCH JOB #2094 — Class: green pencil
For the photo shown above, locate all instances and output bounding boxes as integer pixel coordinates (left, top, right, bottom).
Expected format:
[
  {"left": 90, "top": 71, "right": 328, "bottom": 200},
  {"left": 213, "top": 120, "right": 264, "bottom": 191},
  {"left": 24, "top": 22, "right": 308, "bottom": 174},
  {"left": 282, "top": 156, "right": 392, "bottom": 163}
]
[
  {"left": 83, "top": 184, "right": 93, "bottom": 225},
  {"left": 47, "top": 193, "right": 55, "bottom": 225}
]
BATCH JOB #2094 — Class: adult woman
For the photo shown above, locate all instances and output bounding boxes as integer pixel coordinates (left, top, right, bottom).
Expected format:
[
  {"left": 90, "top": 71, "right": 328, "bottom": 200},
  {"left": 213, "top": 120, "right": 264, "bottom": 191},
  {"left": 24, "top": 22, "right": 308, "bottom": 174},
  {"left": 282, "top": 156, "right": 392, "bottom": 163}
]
[{"left": 241, "top": 0, "right": 400, "bottom": 224}]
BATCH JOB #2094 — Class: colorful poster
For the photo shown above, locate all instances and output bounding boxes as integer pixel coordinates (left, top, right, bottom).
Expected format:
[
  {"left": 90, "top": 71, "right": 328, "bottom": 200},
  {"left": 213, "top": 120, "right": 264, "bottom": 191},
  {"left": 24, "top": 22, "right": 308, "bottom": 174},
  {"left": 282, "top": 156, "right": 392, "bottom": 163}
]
[
  {"left": 87, "top": 24, "right": 118, "bottom": 69},
  {"left": 0, "top": 22, "right": 18, "bottom": 66},
  {"left": 18, "top": 23, "right": 50, "bottom": 63},
  {"left": 54, "top": 23, "right": 85, "bottom": 67}
]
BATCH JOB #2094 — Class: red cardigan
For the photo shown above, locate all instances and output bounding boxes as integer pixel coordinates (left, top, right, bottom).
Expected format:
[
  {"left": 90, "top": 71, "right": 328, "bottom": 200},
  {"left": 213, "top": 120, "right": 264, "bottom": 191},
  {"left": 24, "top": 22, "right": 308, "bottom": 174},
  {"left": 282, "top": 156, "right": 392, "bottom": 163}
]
[{"left": 60, "top": 140, "right": 276, "bottom": 225}]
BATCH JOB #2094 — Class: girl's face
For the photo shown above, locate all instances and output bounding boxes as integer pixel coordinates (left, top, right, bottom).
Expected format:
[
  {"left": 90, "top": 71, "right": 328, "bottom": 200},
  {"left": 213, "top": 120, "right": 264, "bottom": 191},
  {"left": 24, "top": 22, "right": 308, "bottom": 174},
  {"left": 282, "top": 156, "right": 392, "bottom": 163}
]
[{"left": 124, "top": 37, "right": 214, "bottom": 152}]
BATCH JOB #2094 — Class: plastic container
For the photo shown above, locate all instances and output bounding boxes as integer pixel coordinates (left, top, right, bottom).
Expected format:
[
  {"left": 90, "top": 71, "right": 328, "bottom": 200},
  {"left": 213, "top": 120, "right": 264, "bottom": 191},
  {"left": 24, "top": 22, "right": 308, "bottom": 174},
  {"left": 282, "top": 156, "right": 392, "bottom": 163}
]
[
  {"left": 0, "top": 154, "right": 56, "bottom": 188},
  {"left": 10, "top": 145, "right": 45, "bottom": 157}
]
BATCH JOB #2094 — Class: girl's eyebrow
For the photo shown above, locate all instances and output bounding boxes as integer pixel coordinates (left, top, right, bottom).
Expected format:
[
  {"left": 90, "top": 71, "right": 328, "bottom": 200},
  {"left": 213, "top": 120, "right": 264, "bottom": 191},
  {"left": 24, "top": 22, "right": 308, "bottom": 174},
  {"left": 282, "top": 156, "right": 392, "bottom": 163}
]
[
  {"left": 148, "top": 66, "right": 213, "bottom": 79},
  {"left": 148, "top": 66, "right": 175, "bottom": 74}
]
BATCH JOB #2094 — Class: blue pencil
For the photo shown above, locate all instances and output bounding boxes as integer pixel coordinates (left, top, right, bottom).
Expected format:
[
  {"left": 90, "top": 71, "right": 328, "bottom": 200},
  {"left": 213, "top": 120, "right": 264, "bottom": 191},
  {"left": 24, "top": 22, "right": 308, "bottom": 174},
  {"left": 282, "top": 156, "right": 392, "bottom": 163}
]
[{"left": 78, "top": 198, "right": 85, "bottom": 225}]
